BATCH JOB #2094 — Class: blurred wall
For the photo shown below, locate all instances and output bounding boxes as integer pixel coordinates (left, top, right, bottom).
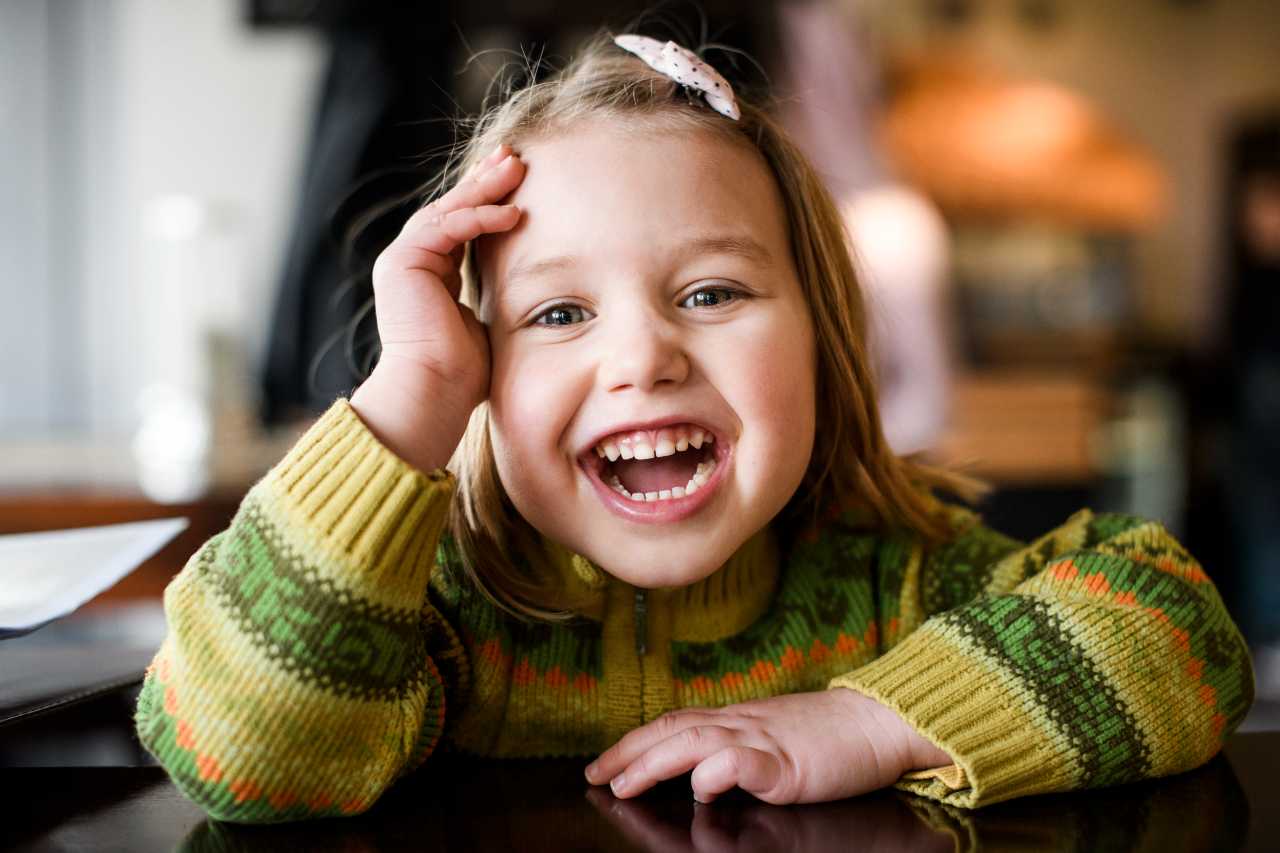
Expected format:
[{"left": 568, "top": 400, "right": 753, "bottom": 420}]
[
  {"left": 0, "top": 0, "right": 324, "bottom": 438},
  {"left": 875, "top": 0, "right": 1280, "bottom": 348}
]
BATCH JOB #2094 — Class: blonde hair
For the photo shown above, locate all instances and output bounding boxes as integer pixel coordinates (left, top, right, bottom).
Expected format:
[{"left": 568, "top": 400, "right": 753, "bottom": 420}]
[{"left": 430, "top": 30, "right": 978, "bottom": 622}]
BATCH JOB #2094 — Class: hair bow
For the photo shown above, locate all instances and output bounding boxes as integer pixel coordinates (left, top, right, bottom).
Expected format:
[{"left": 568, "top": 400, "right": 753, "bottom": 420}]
[{"left": 613, "top": 34, "right": 741, "bottom": 121}]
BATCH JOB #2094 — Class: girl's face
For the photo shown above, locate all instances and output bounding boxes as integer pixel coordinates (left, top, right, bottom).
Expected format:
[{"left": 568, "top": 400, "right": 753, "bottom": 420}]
[{"left": 478, "top": 120, "right": 816, "bottom": 589}]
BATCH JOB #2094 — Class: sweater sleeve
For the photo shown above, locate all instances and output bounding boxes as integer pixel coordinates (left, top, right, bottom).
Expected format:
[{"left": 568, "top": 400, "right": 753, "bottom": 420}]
[
  {"left": 133, "top": 398, "right": 464, "bottom": 823},
  {"left": 828, "top": 508, "right": 1256, "bottom": 809}
]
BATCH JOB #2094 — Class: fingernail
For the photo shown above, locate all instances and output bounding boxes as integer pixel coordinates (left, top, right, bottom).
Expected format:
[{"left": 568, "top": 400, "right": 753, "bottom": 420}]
[
  {"left": 488, "top": 144, "right": 507, "bottom": 162},
  {"left": 610, "top": 774, "right": 626, "bottom": 794},
  {"left": 584, "top": 762, "right": 598, "bottom": 782}
]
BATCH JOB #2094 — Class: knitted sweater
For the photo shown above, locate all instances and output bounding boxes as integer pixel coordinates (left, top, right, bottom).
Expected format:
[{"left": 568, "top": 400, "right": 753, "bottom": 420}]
[{"left": 134, "top": 399, "right": 1256, "bottom": 824}]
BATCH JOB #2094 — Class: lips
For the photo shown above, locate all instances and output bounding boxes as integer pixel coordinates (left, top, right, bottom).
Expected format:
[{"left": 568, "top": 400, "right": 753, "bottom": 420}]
[{"left": 578, "top": 425, "right": 732, "bottom": 523}]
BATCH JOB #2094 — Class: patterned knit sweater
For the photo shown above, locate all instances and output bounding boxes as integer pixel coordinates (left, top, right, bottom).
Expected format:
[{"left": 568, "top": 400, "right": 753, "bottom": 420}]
[{"left": 134, "top": 399, "right": 1256, "bottom": 824}]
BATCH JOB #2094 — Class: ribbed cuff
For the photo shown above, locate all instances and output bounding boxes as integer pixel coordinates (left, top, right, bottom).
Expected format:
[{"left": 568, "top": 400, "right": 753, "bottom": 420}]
[
  {"left": 829, "top": 623, "right": 1065, "bottom": 809},
  {"left": 262, "top": 397, "right": 456, "bottom": 596}
]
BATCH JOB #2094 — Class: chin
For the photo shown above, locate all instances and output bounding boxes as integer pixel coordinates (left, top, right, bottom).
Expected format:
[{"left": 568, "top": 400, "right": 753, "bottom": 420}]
[{"left": 580, "top": 535, "right": 737, "bottom": 589}]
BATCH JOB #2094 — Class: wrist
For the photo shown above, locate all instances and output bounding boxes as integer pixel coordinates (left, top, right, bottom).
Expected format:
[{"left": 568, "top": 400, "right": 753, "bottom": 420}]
[
  {"left": 832, "top": 686, "right": 953, "bottom": 773},
  {"left": 349, "top": 364, "right": 475, "bottom": 474}
]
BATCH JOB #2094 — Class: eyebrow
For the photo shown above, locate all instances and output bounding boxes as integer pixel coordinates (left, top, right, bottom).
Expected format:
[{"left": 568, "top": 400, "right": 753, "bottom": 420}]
[{"left": 501, "top": 234, "right": 776, "bottom": 293}]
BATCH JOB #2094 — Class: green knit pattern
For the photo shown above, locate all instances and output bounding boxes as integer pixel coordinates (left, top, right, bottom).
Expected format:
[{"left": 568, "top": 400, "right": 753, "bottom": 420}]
[{"left": 135, "top": 399, "right": 1256, "bottom": 822}]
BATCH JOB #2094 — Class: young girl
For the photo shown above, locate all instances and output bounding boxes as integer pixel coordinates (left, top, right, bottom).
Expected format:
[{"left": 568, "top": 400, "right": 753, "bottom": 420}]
[{"left": 134, "top": 30, "right": 1255, "bottom": 824}]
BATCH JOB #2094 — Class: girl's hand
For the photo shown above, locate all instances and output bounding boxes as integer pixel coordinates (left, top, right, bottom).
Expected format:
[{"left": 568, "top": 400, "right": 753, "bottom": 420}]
[
  {"left": 584, "top": 689, "right": 953, "bottom": 805},
  {"left": 350, "top": 144, "right": 526, "bottom": 473}
]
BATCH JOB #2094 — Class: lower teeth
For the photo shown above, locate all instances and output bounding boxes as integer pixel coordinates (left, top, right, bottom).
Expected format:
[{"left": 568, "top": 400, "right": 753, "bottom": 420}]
[{"left": 610, "top": 457, "right": 717, "bottom": 502}]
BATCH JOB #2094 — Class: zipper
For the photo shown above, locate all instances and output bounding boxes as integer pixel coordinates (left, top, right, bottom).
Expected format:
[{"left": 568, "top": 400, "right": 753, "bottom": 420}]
[{"left": 634, "top": 588, "right": 648, "bottom": 657}]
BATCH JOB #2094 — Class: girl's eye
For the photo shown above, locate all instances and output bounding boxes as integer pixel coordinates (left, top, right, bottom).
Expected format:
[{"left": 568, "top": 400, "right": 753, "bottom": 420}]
[
  {"left": 533, "top": 304, "right": 590, "bottom": 326},
  {"left": 681, "top": 286, "right": 740, "bottom": 309}
]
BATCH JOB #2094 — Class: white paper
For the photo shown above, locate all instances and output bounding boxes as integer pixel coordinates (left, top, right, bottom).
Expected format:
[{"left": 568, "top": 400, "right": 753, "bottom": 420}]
[{"left": 0, "top": 518, "right": 188, "bottom": 637}]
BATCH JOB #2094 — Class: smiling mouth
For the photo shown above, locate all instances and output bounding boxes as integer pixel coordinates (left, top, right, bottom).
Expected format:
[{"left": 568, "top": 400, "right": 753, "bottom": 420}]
[{"left": 583, "top": 424, "right": 723, "bottom": 503}]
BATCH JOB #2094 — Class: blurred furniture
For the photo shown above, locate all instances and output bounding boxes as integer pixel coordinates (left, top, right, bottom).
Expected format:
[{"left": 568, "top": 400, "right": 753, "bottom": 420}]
[
  {"left": 935, "top": 370, "right": 1107, "bottom": 484},
  {"left": 0, "top": 493, "right": 240, "bottom": 606}
]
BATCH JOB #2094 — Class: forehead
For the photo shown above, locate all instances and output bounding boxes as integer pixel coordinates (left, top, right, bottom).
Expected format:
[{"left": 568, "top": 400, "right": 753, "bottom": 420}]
[{"left": 478, "top": 120, "right": 792, "bottom": 287}]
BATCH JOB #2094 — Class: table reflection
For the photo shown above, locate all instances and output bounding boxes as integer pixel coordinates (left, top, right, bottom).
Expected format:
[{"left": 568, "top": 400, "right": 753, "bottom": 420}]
[{"left": 173, "top": 751, "right": 1247, "bottom": 853}]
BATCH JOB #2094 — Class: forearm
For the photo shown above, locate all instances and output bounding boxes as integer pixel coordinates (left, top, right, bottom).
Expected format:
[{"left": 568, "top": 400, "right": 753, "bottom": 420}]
[
  {"left": 831, "top": 511, "right": 1255, "bottom": 808},
  {"left": 349, "top": 355, "right": 478, "bottom": 475},
  {"left": 135, "top": 400, "right": 457, "bottom": 823}
]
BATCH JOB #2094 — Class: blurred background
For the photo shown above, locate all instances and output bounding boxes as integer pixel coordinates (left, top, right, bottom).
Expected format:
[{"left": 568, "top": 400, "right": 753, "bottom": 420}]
[{"left": 2, "top": 0, "right": 1279, "bottom": 757}]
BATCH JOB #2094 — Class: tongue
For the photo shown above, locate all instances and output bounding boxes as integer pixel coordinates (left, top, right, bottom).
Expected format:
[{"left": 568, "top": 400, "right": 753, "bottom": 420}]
[{"left": 611, "top": 449, "right": 701, "bottom": 494}]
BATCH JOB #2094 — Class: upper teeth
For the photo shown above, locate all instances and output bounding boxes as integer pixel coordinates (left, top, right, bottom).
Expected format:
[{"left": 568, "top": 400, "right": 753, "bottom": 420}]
[{"left": 594, "top": 425, "right": 713, "bottom": 461}]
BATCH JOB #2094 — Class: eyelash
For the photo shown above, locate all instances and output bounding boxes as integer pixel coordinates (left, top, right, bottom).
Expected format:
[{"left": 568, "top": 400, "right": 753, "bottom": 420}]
[{"left": 531, "top": 285, "right": 745, "bottom": 327}]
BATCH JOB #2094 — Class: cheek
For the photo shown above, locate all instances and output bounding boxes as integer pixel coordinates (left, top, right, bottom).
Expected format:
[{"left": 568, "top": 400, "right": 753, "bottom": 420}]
[
  {"left": 487, "top": 341, "right": 585, "bottom": 483},
  {"left": 761, "top": 350, "right": 817, "bottom": 486},
  {"left": 734, "top": 309, "right": 817, "bottom": 451}
]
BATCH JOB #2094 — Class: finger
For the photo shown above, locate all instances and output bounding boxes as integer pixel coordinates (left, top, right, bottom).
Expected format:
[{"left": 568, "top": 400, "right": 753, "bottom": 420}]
[
  {"left": 401, "top": 153, "right": 525, "bottom": 240},
  {"left": 397, "top": 203, "right": 521, "bottom": 260},
  {"left": 382, "top": 204, "right": 521, "bottom": 301},
  {"left": 585, "top": 710, "right": 719, "bottom": 786},
  {"left": 374, "top": 244, "right": 455, "bottom": 285},
  {"left": 689, "top": 747, "right": 782, "bottom": 804},
  {"left": 459, "top": 143, "right": 510, "bottom": 181},
  {"left": 610, "top": 725, "right": 740, "bottom": 799}
]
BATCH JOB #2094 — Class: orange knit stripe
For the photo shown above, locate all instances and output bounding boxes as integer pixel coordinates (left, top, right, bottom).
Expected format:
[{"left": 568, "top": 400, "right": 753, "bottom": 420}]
[
  {"left": 269, "top": 791, "right": 300, "bottom": 810},
  {"left": 195, "top": 752, "right": 224, "bottom": 783},
  {"left": 749, "top": 660, "right": 777, "bottom": 682},
  {"left": 1082, "top": 572, "right": 1112, "bottom": 596},
  {"left": 153, "top": 658, "right": 338, "bottom": 816},
  {"left": 512, "top": 659, "right": 537, "bottom": 686},
  {"left": 1134, "top": 603, "right": 1227, "bottom": 753},
  {"left": 1051, "top": 560, "right": 1080, "bottom": 581},
  {"left": 228, "top": 778, "right": 262, "bottom": 804},
  {"left": 175, "top": 719, "right": 196, "bottom": 750},
  {"left": 469, "top": 634, "right": 600, "bottom": 694},
  {"left": 688, "top": 675, "right": 714, "bottom": 695}
]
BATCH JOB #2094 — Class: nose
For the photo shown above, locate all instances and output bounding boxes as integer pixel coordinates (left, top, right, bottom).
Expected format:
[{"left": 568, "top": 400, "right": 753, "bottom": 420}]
[{"left": 598, "top": 312, "right": 690, "bottom": 393}]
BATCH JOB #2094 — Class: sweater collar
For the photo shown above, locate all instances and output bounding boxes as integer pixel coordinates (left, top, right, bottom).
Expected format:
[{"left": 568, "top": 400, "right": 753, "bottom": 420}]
[{"left": 540, "top": 526, "right": 780, "bottom": 643}]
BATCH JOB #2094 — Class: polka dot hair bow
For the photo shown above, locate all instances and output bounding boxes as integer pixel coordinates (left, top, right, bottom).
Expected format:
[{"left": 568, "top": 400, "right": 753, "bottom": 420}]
[{"left": 613, "top": 34, "right": 741, "bottom": 121}]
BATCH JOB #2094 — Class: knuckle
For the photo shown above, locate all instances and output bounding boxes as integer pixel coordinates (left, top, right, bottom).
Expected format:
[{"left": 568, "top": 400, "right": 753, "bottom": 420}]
[
  {"left": 655, "top": 712, "right": 684, "bottom": 739},
  {"left": 374, "top": 247, "right": 418, "bottom": 276},
  {"left": 371, "top": 250, "right": 400, "bottom": 282},
  {"left": 681, "top": 726, "right": 705, "bottom": 751},
  {"left": 761, "top": 788, "right": 792, "bottom": 805}
]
